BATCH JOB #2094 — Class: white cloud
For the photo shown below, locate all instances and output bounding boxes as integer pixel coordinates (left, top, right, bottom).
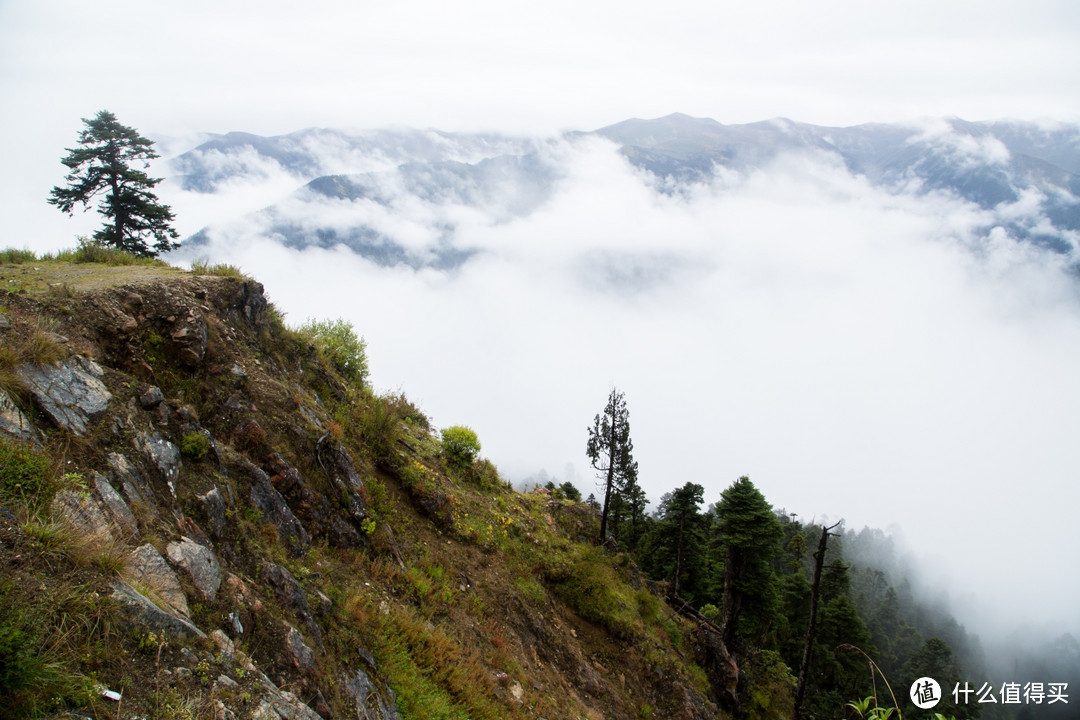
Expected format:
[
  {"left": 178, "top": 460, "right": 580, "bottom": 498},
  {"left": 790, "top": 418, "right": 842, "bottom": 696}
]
[
  {"left": 184, "top": 139, "right": 1080, "bottom": 637},
  {"left": 911, "top": 119, "right": 1013, "bottom": 166}
]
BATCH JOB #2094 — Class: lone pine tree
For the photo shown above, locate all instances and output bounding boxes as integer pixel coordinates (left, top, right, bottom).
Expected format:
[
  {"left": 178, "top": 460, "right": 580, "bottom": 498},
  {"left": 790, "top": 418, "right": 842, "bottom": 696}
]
[
  {"left": 586, "top": 387, "right": 638, "bottom": 544},
  {"left": 48, "top": 110, "right": 179, "bottom": 257}
]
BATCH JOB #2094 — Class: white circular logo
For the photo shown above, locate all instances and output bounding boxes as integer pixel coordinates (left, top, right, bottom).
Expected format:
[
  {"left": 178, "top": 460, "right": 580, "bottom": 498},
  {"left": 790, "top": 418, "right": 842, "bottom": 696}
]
[{"left": 910, "top": 676, "right": 942, "bottom": 709}]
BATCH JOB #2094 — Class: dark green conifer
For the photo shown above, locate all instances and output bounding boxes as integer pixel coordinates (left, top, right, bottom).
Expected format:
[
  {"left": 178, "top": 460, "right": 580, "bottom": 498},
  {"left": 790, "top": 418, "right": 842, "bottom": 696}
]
[
  {"left": 48, "top": 110, "right": 179, "bottom": 257},
  {"left": 586, "top": 388, "right": 638, "bottom": 544},
  {"left": 715, "top": 476, "right": 783, "bottom": 647}
]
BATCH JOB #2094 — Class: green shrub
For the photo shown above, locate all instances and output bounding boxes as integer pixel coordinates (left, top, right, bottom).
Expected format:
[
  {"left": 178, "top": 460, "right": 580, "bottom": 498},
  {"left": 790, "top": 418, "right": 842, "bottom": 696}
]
[
  {"left": 514, "top": 576, "right": 546, "bottom": 606},
  {"left": 356, "top": 395, "right": 400, "bottom": 468},
  {"left": 543, "top": 546, "right": 640, "bottom": 639},
  {"left": 297, "top": 317, "right": 368, "bottom": 386},
  {"left": 558, "top": 481, "right": 582, "bottom": 501},
  {"left": 440, "top": 425, "right": 481, "bottom": 466},
  {"left": 699, "top": 603, "right": 721, "bottom": 623},
  {"left": 179, "top": 431, "right": 211, "bottom": 461}
]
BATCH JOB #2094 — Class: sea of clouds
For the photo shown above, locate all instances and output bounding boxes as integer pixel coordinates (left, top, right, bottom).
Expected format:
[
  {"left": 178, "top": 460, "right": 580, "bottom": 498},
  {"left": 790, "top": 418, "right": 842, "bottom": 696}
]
[{"left": 165, "top": 130, "right": 1080, "bottom": 639}]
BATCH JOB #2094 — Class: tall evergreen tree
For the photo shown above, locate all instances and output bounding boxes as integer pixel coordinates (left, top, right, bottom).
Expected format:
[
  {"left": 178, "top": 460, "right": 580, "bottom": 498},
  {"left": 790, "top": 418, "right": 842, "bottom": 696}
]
[
  {"left": 652, "top": 482, "right": 706, "bottom": 600},
  {"left": 618, "top": 476, "right": 650, "bottom": 551},
  {"left": 48, "top": 110, "right": 179, "bottom": 257},
  {"left": 586, "top": 388, "right": 638, "bottom": 544},
  {"left": 714, "top": 476, "right": 782, "bottom": 647}
]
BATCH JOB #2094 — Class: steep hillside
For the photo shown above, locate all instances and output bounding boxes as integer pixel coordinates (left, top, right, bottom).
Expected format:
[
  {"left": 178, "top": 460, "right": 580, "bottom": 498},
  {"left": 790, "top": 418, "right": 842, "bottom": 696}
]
[{"left": 0, "top": 258, "right": 748, "bottom": 720}]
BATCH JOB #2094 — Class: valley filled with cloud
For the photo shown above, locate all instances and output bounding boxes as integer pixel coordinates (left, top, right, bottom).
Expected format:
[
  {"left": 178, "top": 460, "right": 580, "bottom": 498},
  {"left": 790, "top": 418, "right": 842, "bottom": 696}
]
[{"left": 169, "top": 117, "right": 1080, "bottom": 638}]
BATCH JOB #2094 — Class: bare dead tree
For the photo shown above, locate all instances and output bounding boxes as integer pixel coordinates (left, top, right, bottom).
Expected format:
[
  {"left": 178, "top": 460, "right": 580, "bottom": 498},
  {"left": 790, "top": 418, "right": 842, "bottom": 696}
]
[{"left": 793, "top": 520, "right": 842, "bottom": 720}]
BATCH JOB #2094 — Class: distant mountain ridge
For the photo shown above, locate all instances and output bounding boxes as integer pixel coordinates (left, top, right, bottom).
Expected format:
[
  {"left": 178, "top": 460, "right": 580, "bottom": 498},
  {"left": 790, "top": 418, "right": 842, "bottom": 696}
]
[{"left": 174, "top": 114, "right": 1080, "bottom": 267}]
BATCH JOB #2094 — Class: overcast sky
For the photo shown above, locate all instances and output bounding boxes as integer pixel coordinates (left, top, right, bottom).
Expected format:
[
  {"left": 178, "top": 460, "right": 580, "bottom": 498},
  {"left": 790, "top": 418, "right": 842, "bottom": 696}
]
[
  {"left": 3, "top": 0, "right": 1080, "bottom": 641},
  {"left": 3, "top": 0, "right": 1079, "bottom": 247}
]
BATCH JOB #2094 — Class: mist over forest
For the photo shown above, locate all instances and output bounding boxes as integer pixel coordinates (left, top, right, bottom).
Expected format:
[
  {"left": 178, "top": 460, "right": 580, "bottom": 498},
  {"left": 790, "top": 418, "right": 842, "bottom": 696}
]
[{"left": 164, "top": 115, "right": 1080, "bottom": 672}]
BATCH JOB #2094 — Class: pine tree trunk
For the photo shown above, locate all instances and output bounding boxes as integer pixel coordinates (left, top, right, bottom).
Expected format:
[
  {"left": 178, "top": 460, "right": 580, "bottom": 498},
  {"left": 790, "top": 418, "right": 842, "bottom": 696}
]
[{"left": 598, "top": 412, "right": 617, "bottom": 543}]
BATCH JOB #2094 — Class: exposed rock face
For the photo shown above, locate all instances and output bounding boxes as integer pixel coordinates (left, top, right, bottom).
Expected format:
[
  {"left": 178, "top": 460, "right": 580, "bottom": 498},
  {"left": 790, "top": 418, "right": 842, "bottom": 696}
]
[
  {"left": 0, "top": 388, "right": 38, "bottom": 441},
  {"left": 284, "top": 624, "right": 316, "bottom": 670},
  {"left": 166, "top": 536, "right": 222, "bottom": 601},
  {"left": 135, "top": 431, "right": 181, "bottom": 485},
  {"left": 107, "top": 452, "right": 157, "bottom": 512},
  {"left": 16, "top": 356, "right": 112, "bottom": 435},
  {"left": 126, "top": 543, "right": 190, "bottom": 618},
  {"left": 343, "top": 667, "right": 401, "bottom": 720},
  {"left": 696, "top": 625, "right": 740, "bottom": 715},
  {"left": 250, "top": 467, "right": 310, "bottom": 556},
  {"left": 92, "top": 472, "right": 140, "bottom": 540},
  {"left": 252, "top": 689, "right": 323, "bottom": 720},
  {"left": 233, "top": 280, "right": 268, "bottom": 330},
  {"left": 318, "top": 439, "right": 370, "bottom": 526},
  {"left": 110, "top": 579, "right": 206, "bottom": 639},
  {"left": 51, "top": 488, "right": 113, "bottom": 541},
  {"left": 171, "top": 314, "right": 208, "bottom": 367},
  {"left": 264, "top": 452, "right": 362, "bottom": 548},
  {"left": 263, "top": 562, "right": 323, "bottom": 651}
]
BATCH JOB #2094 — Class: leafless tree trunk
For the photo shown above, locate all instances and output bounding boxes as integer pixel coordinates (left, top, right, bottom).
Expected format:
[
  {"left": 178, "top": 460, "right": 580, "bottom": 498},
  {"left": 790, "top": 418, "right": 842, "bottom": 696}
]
[{"left": 794, "top": 521, "right": 841, "bottom": 720}]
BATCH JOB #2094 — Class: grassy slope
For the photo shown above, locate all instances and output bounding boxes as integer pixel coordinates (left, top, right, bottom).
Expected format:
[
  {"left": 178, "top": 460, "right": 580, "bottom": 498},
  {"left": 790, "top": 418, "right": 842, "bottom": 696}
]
[{"left": 0, "top": 255, "right": 735, "bottom": 720}]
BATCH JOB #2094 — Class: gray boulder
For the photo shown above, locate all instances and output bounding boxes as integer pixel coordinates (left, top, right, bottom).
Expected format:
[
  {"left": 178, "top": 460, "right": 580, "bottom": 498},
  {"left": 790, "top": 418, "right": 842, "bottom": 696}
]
[
  {"left": 139, "top": 386, "right": 165, "bottom": 409},
  {"left": 134, "top": 431, "right": 181, "bottom": 486},
  {"left": 51, "top": 488, "right": 113, "bottom": 542},
  {"left": 107, "top": 452, "right": 157, "bottom": 515},
  {"left": 110, "top": 579, "right": 205, "bottom": 639},
  {"left": 199, "top": 487, "right": 228, "bottom": 538},
  {"left": 252, "top": 690, "right": 322, "bottom": 720},
  {"left": 343, "top": 666, "right": 401, "bottom": 720},
  {"left": 283, "top": 624, "right": 315, "bottom": 670},
  {"left": 0, "top": 388, "right": 38, "bottom": 441},
  {"left": 92, "top": 472, "right": 139, "bottom": 541},
  {"left": 126, "top": 543, "right": 190, "bottom": 617},
  {"left": 249, "top": 468, "right": 309, "bottom": 557},
  {"left": 166, "top": 536, "right": 221, "bottom": 601},
  {"left": 210, "top": 629, "right": 237, "bottom": 663},
  {"left": 16, "top": 356, "right": 112, "bottom": 435}
]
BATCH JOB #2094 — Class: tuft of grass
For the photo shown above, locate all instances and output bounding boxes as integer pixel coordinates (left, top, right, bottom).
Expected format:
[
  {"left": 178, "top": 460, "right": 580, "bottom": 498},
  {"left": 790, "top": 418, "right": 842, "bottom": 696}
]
[
  {"left": 0, "top": 577, "right": 113, "bottom": 719},
  {"left": 0, "top": 438, "right": 54, "bottom": 509},
  {"left": 0, "top": 318, "right": 69, "bottom": 375},
  {"left": 0, "top": 248, "right": 38, "bottom": 264},
  {"left": 27, "top": 329, "right": 67, "bottom": 366},
  {"left": 190, "top": 258, "right": 245, "bottom": 277},
  {"left": 353, "top": 599, "right": 520, "bottom": 720},
  {"left": 49, "top": 237, "right": 168, "bottom": 267},
  {"left": 21, "top": 510, "right": 127, "bottom": 575}
]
